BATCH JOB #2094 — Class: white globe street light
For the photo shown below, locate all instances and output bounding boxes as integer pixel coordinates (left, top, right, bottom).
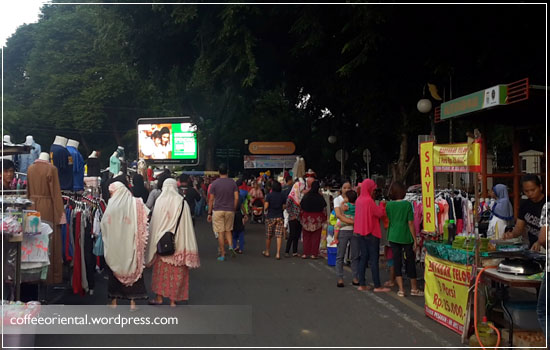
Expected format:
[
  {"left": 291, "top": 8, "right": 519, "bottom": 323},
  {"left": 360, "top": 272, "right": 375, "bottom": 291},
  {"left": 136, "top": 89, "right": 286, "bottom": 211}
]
[
  {"left": 328, "top": 135, "right": 337, "bottom": 144},
  {"left": 417, "top": 98, "right": 432, "bottom": 113}
]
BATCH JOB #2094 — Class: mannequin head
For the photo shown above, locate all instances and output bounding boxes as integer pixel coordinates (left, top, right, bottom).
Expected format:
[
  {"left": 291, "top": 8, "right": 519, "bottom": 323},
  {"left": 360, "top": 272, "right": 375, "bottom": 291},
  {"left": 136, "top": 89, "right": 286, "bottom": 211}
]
[
  {"left": 67, "top": 139, "right": 79, "bottom": 148},
  {"left": 39, "top": 152, "right": 50, "bottom": 161},
  {"left": 53, "top": 136, "right": 68, "bottom": 147},
  {"left": 25, "top": 136, "right": 34, "bottom": 145}
]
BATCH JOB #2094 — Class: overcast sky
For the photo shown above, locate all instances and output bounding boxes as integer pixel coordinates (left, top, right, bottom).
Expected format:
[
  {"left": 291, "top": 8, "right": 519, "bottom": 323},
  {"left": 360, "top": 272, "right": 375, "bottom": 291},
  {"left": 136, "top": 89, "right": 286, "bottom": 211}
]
[{"left": 0, "top": 0, "right": 46, "bottom": 47}]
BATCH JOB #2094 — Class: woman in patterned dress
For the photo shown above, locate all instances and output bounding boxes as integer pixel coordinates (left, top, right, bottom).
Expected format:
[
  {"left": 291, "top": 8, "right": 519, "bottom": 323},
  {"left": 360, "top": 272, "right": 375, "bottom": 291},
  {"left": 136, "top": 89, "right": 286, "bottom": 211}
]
[
  {"left": 299, "top": 180, "right": 327, "bottom": 259},
  {"left": 146, "top": 178, "right": 200, "bottom": 307}
]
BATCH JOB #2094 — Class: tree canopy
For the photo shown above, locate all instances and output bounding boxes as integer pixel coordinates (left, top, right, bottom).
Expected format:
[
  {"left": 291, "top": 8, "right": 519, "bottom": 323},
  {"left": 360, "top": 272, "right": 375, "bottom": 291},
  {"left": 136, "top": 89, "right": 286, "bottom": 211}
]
[{"left": 2, "top": 4, "right": 546, "bottom": 179}]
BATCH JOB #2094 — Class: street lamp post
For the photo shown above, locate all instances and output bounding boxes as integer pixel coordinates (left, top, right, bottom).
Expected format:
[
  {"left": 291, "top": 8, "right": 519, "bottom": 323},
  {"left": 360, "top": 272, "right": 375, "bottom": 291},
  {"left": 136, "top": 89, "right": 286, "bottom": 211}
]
[{"left": 417, "top": 98, "right": 434, "bottom": 136}]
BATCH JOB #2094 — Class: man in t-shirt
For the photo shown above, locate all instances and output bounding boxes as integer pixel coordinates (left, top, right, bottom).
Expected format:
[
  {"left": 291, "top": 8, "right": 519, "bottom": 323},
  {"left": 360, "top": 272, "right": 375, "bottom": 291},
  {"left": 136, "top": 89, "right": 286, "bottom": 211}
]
[
  {"left": 178, "top": 174, "right": 201, "bottom": 226},
  {"left": 207, "top": 164, "right": 239, "bottom": 261},
  {"left": 282, "top": 176, "right": 293, "bottom": 199},
  {"left": 504, "top": 174, "right": 546, "bottom": 248}
]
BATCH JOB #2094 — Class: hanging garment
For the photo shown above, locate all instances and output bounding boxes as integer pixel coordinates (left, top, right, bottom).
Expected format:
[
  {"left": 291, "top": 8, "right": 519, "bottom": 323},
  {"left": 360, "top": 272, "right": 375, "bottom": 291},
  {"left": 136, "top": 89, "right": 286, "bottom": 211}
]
[
  {"left": 17, "top": 142, "right": 41, "bottom": 180},
  {"left": 80, "top": 211, "right": 88, "bottom": 293},
  {"left": 72, "top": 211, "right": 84, "bottom": 296},
  {"left": 109, "top": 155, "right": 121, "bottom": 175},
  {"left": 27, "top": 160, "right": 65, "bottom": 284},
  {"left": 413, "top": 201, "right": 423, "bottom": 235},
  {"left": 86, "top": 157, "right": 101, "bottom": 177},
  {"left": 50, "top": 144, "right": 74, "bottom": 190},
  {"left": 67, "top": 146, "right": 85, "bottom": 191}
]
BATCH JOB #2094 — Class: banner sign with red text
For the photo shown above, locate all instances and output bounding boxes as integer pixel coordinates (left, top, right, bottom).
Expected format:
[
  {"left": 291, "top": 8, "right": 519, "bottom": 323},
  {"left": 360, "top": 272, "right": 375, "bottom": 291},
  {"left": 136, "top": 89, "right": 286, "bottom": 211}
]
[
  {"left": 433, "top": 141, "right": 481, "bottom": 173},
  {"left": 420, "top": 141, "right": 436, "bottom": 232},
  {"left": 424, "top": 254, "right": 473, "bottom": 334}
]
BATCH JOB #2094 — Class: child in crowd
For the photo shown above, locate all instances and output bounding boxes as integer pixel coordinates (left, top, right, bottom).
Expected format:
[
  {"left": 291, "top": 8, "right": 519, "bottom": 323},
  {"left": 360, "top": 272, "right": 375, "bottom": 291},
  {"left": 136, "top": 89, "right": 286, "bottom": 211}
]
[
  {"left": 383, "top": 245, "right": 396, "bottom": 287},
  {"left": 333, "top": 190, "right": 357, "bottom": 245}
]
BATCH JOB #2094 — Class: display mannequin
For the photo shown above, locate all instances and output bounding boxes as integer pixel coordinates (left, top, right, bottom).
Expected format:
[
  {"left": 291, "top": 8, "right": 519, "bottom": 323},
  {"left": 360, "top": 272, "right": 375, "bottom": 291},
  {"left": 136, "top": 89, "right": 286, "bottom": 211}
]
[
  {"left": 50, "top": 135, "right": 73, "bottom": 190},
  {"left": 39, "top": 152, "right": 50, "bottom": 161},
  {"left": 17, "top": 135, "right": 41, "bottom": 180},
  {"left": 27, "top": 151, "right": 65, "bottom": 284},
  {"left": 86, "top": 151, "right": 101, "bottom": 177},
  {"left": 109, "top": 151, "right": 121, "bottom": 176},
  {"left": 66, "top": 139, "right": 84, "bottom": 191}
]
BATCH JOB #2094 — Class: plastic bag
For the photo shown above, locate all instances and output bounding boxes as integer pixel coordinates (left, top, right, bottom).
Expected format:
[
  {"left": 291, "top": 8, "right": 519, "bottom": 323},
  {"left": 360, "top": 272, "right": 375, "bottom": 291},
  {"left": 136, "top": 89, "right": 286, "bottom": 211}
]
[{"left": 93, "top": 233, "right": 104, "bottom": 256}]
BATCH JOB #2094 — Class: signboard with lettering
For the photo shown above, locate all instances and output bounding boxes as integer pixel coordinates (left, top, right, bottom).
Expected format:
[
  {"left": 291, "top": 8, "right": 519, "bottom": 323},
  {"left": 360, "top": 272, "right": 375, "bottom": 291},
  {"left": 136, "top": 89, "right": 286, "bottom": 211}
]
[
  {"left": 244, "top": 155, "right": 298, "bottom": 169},
  {"left": 433, "top": 141, "right": 481, "bottom": 173},
  {"left": 424, "top": 254, "right": 473, "bottom": 334},
  {"left": 440, "top": 85, "right": 507, "bottom": 120},
  {"left": 248, "top": 142, "right": 296, "bottom": 155},
  {"left": 420, "top": 141, "right": 436, "bottom": 232}
]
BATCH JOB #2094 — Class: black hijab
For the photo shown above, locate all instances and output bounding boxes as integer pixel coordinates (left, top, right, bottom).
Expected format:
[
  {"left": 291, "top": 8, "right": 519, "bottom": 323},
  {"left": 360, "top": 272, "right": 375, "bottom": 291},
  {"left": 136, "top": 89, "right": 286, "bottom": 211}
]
[
  {"left": 300, "top": 180, "right": 326, "bottom": 212},
  {"left": 102, "top": 175, "right": 130, "bottom": 203},
  {"left": 132, "top": 174, "right": 149, "bottom": 203}
]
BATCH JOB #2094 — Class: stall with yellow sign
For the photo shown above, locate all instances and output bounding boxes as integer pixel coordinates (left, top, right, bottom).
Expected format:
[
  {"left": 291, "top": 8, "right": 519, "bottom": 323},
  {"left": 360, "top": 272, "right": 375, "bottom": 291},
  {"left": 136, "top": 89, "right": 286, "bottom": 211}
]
[{"left": 419, "top": 137, "right": 484, "bottom": 343}]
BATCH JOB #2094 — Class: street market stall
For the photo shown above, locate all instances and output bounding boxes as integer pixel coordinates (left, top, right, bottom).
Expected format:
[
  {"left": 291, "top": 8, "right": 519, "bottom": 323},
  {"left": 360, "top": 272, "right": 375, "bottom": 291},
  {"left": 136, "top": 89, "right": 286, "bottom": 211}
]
[{"left": 419, "top": 78, "right": 546, "bottom": 347}]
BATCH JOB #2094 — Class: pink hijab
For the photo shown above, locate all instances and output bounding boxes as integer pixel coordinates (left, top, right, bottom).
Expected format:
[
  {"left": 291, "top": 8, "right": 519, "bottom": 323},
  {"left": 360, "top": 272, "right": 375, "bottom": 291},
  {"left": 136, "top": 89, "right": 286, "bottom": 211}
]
[{"left": 354, "top": 179, "right": 386, "bottom": 238}]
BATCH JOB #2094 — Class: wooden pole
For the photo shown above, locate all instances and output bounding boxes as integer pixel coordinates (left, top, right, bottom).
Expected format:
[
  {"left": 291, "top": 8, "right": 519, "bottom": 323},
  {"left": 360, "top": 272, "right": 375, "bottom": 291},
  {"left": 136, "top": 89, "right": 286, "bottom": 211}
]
[{"left": 513, "top": 129, "right": 521, "bottom": 219}]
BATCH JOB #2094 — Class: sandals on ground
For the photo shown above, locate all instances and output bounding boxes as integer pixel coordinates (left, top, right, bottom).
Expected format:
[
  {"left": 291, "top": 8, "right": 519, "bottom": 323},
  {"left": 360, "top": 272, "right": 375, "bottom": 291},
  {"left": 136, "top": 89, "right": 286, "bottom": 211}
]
[
  {"left": 262, "top": 251, "right": 270, "bottom": 257},
  {"left": 397, "top": 291, "right": 406, "bottom": 297},
  {"left": 384, "top": 281, "right": 396, "bottom": 287},
  {"left": 410, "top": 289, "right": 424, "bottom": 296}
]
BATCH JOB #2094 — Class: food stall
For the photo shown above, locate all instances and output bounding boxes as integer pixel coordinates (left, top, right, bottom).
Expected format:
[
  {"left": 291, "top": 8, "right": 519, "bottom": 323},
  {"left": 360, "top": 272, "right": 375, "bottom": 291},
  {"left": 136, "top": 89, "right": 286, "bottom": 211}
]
[{"left": 420, "top": 79, "right": 546, "bottom": 347}]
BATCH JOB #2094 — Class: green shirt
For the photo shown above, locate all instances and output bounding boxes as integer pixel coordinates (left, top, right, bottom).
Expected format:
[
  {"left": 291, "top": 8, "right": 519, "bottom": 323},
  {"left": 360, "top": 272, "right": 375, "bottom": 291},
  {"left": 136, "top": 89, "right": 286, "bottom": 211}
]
[{"left": 386, "top": 200, "right": 414, "bottom": 244}]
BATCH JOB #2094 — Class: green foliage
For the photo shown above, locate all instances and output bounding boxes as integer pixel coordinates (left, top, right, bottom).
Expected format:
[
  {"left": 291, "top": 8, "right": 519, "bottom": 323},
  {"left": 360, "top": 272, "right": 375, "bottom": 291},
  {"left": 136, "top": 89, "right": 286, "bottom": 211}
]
[{"left": 2, "top": 4, "right": 545, "bottom": 174}]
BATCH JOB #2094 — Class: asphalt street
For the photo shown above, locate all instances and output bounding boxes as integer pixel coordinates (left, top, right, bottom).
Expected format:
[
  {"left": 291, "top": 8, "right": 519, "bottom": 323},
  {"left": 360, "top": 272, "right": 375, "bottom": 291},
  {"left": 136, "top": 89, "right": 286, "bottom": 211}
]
[{"left": 33, "top": 216, "right": 464, "bottom": 348}]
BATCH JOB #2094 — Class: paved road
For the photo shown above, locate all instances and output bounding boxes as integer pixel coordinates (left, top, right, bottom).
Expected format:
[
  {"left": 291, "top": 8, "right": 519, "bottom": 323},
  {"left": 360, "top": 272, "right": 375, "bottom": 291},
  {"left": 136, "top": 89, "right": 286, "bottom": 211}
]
[{"left": 35, "top": 216, "right": 463, "bottom": 348}]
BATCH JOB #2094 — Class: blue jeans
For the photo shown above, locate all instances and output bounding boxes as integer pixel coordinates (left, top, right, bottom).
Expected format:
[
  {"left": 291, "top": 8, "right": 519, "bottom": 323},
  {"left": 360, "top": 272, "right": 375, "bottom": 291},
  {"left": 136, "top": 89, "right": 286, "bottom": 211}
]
[
  {"left": 357, "top": 234, "right": 381, "bottom": 288},
  {"left": 537, "top": 272, "right": 547, "bottom": 339},
  {"left": 232, "top": 230, "right": 245, "bottom": 251}
]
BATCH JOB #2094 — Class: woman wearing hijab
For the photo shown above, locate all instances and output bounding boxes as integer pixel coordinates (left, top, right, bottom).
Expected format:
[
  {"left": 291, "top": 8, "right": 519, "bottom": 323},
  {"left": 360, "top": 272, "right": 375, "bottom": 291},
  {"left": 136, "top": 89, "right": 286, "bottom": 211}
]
[
  {"left": 299, "top": 180, "right": 327, "bottom": 259},
  {"left": 146, "top": 178, "right": 200, "bottom": 307},
  {"left": 487, "top": 184, "right": 514, "bottom": 239},
  {"left": 100, "top": 181, "right": 150, "bottom": 310},
  {"left": 132, "top": 174, "right": 149, "bottom": 204},
  {"left": 285, "top": 179, "right": 305, "bottom": 257},
  {"left": 354, "top": 179, "right": 390, "bottom": 292}
]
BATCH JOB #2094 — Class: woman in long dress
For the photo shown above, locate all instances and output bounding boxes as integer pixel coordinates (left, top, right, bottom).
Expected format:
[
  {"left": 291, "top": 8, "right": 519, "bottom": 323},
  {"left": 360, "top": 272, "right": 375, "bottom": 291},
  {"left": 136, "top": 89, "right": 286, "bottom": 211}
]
[
  {"left": 146, "top": 178, "right": 200, "bottom": 307},
  {"left": 100, "top": 181, "right": 150, "bottom": 310}
]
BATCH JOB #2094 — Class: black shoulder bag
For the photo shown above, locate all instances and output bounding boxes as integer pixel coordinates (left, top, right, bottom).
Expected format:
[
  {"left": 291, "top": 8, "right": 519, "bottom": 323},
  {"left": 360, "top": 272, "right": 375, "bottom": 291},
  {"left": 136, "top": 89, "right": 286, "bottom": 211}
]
[{"left": 157, "top": 198, "right": 185, "bottom": 256}]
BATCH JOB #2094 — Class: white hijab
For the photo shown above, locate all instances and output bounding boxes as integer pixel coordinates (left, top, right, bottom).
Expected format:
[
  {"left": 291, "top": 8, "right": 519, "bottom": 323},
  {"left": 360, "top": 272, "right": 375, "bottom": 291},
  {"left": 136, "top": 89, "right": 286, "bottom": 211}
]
[
  {"left": 145, "top": 179, "right": 200, "bottom": 268},
  {"left": 100, "top": 181, "right": 150, "bottom": 286}
]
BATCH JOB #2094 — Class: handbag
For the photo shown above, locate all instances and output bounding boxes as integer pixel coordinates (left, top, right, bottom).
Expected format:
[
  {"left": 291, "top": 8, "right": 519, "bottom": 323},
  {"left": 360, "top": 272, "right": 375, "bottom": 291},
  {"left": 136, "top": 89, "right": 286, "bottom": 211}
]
[{"left": 157, "top": 198, "right": 185, "bottom": 256}]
